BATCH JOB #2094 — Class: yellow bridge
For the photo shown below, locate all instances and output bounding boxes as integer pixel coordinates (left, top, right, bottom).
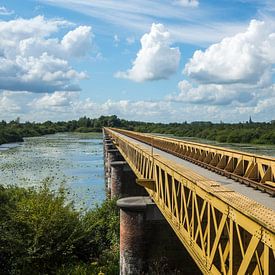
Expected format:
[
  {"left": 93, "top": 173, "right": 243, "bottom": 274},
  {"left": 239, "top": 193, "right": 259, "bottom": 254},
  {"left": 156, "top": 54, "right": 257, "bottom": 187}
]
[{"left": 104, "top": 127, "right": 275, "bottom": 274}]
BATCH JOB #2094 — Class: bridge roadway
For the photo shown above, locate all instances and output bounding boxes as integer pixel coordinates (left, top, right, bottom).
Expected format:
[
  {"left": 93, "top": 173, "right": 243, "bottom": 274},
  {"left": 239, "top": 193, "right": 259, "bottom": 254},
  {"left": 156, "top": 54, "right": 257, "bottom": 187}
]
[
  {"left": 107, "top": 128, "right": 275, "bottom": 274},
  {"left": 115, "top": 131, "right": 275, "bottom": 211}
]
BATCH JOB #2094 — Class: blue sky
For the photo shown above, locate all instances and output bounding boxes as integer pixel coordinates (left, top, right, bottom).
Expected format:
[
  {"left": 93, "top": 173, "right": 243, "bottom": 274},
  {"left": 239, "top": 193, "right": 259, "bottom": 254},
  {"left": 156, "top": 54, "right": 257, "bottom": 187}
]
[{"left": 0, "top": 0, "right": 275, "bottom": 122}]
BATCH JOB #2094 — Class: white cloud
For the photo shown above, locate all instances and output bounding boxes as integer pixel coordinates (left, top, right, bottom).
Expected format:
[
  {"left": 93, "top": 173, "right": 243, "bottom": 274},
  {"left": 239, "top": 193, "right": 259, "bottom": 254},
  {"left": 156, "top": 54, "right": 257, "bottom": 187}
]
[
  {"left": 100, "top": 99, "right": 169, "bottom": 118},
  {"left": 72, "top": 98, "right": 171, "bottom": 120},
  {"left": 115, "top": 23, "right": 180, "bottom": 82},
  {"left": 18, "top": 26, "right": 92, "bottom": 59},
  {"left": 169, "top": 80, "right": 254, "bottom": 105},
  {"left": 0, "top": 15, "right": 69, "bottom": 41},
  {"left": 0, "top": 16, "right": 92, "bottom": 93},
  {"left": 174, "top": 0, "right": 199, "bottom": 8},
  {"left": 0, "top": 6, "right": 14, "bottom": 16},
  {"left": 184, "top": 20, "right": 275, "bottom": 86},
  {"left": 30, "top": 91, "right": 78, "bottom": 109},
  {"left": 1, "top": 87, "right": 275, "bottom": 123},
  {"left": 0, "top": 88, "right": 172, "bottom": 122},
  {"left": 0, "top": 92, "right": 21, "bottom": 113},
  {"left": 61, "top": 26, "right": 93, "bottom": 57},
  {"left": 167, "top": 19, "right": 275, "bottom": 115}
]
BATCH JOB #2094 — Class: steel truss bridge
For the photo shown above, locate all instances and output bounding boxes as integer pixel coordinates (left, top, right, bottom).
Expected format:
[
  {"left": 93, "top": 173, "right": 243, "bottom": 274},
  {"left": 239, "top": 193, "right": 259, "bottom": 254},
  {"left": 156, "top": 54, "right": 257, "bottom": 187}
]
[{"left": 104, "top": 127, "right": 275, "bottom": 275}]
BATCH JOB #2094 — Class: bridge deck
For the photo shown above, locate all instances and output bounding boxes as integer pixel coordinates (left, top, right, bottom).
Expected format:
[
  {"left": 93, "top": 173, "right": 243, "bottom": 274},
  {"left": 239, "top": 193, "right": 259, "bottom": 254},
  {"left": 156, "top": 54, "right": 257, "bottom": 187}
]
[
  {"left": 117, "top": 132, "right": 275, "bottom": 211},
  {"left": 106, "top": 128, "right": 275, "bottom": 274}
]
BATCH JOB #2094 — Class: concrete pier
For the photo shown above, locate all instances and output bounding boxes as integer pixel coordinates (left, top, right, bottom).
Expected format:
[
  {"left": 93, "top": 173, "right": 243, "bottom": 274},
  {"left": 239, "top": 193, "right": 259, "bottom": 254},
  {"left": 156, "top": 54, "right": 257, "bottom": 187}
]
[
  {"left": 103, "top": 136, "right": 146, "bottom": 198},
  {"left": 103, "top": 132, "right": 200, "bottom": 274},
  {"left": 110, "top": 161, "right": 127, "bottom": 198},
  {"left": 117, "top": 196, "right": 201, "bottom": 275},
  {"left": 110, "top": 161, "right": 147, "bottom": 199},
  {"left": 105, "top": 148, "right": 123, "bottom": 195},
  {"left": 118, "top": 197, "right": 148, "bottom": 275}
]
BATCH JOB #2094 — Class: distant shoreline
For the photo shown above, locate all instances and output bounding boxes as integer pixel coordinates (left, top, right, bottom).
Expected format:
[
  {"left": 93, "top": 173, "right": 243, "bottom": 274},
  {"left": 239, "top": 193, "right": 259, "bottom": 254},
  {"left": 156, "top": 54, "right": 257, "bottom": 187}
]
[{"left": 1, "top": 115, "right": 275, "bottom": 146}]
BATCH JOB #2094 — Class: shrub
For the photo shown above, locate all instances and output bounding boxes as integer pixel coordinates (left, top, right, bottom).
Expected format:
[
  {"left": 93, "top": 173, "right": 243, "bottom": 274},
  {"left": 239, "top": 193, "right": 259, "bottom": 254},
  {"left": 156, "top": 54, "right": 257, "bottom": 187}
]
[{"left": 0, "top": 180, "right": 119, "bottom": 274}]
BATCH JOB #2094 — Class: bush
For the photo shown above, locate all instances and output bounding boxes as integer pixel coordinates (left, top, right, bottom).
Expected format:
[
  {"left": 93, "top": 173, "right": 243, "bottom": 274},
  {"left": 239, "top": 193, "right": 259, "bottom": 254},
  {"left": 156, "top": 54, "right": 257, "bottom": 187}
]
[{"left": 0, "top": 179, "right": 119, "bottom": 274}]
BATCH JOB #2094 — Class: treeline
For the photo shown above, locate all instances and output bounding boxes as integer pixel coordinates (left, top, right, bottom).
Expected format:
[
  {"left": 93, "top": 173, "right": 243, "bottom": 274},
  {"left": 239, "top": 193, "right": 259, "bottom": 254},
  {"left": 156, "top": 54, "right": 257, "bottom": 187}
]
[
  {"left": 129, "top": 120, "right": 275, "bottom": 145},
  {"left": 1, "top": 116, "right": 275, "bottom": 145},
  {"left": 0, "top": 116, "right": 124, "bottom": 145}
]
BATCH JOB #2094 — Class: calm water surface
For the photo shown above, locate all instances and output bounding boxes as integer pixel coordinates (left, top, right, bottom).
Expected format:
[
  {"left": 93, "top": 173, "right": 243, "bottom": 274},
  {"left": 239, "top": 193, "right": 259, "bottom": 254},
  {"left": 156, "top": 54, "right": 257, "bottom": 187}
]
[{"left": 0, "top": 132, "right": 105, "bottom": 210}]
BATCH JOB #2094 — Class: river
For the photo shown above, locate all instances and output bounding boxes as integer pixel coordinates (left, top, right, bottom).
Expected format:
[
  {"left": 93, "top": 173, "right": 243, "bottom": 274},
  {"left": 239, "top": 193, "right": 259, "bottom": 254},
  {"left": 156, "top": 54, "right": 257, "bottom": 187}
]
[
  {"left": 1, "top": 132, "right": 275, "bottom": 211},
  {"left": 0, "top": 132, "right": 105, "bottom": 210}
]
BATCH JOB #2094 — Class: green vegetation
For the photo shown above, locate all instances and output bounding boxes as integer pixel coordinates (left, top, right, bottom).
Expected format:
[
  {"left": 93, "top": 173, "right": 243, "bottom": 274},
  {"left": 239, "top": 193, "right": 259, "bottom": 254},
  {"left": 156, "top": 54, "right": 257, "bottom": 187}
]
[
  {"left": 0, "top": 179, "right": 119, "bottom": 275},
  {"left": 1, "top": 116, "right": 275, "bottom": 145},
  {"left": 130, "top": 120, "right": 275, "bottom": 145}
]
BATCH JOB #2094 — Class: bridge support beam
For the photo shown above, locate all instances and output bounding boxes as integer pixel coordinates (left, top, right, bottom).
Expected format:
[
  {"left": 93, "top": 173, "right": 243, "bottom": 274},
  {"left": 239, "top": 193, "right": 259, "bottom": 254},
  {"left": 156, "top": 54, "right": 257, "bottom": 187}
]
[
  {"left": 117, "top": 196, "right": 201, "bottom": 275},
  {"left": 110, "top": 161, "right": 147, "bottom": 199},
  {"left": 103, "top": 139, "right": 115, "bottom": 187},
  {"left": 105, "top": 148, "right": 123, "bottom": 195},
  {"left": 117, "top": 197, "right": 147, "bottom": 275}
]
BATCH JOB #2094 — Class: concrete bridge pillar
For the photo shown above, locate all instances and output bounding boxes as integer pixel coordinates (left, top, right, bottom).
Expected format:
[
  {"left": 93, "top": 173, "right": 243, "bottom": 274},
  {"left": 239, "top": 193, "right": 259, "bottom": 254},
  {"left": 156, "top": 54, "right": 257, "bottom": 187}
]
[
  {"left": 117, "top": 196, "right": 201, "bottom": 275},
  {"left": 110, "top": 161, "right": 127, "bottom": 199},
  {"left": 110, "top": 161, "right": 147, "bottom": 199},
  {"left": 117, "top": 197, "right": 148, "bottom": 275},
  {"left": 104, "top": 140, "right": 114, "bottom": 152},
  {"left": 103, "top": 139, "right": 115, "bottom": 186},
  {"left": 105, "top": 149, "right": 123, "bottom": 196}
]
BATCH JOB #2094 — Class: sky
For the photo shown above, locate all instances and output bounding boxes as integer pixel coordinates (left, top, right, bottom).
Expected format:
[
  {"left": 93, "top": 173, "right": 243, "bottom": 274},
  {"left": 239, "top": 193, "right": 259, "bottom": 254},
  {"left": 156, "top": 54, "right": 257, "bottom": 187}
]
[{"left": 0, "top": 0, "right": 275, "bottom": 123}]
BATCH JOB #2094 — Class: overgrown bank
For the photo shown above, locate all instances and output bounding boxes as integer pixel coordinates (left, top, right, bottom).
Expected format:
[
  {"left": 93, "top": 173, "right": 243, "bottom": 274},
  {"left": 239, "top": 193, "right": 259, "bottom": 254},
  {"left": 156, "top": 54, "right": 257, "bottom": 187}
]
[
  {"left": 1, "top": 115, "right": 275, "bottom": 145},
  {"left": 0, "top": 179, "right": 119, "bottom": 274}
]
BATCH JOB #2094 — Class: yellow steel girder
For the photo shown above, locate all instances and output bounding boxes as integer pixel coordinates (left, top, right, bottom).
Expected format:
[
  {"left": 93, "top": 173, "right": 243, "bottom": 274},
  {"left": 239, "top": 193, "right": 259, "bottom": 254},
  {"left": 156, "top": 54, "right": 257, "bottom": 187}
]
[
  {"left": 104, "top": 127, "right": 275, "bottom": 275},
  {"left": 110, "top": 128, "right": 275, "bottom": 195}
]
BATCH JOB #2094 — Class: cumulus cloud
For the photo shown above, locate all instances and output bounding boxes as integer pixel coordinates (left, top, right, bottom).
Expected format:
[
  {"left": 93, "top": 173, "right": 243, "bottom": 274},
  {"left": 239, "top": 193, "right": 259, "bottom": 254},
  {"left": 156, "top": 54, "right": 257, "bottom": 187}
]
[
  {"left": 0, "top": 16, "right": 92, "bottom": 93},
  {"left": 0, "top": 91, "right": 21, "bottom": 113},
  {"left": 31, "top": 95, "right": 154, "bottom": 118},
  {"left": 61, "top": 26, "right": 93, "bottom": 57},
  {"left": 17, "top": 26, "right": 92, "bottom": 59},
  {"left": 29, "top": 91, "right": 79, "bottom": 110},
  {"left": 184, "top": 20, "right": 275, "bottom": 86},
  {"left": 172, "top": 19, "right": 275, "bottom": 112},
  {"left": 115, "top": 23, "right": 180, "bottom": 82},
  {"left": 72, "top": 98, "right": 171, "bottom": 120},
  {"left": 0, "top": 53, "right": 87, "bottom": 93},
  {"left": 169, "top": 80, "right": 254, "bottom": 105},
  {"left": 175, "top": 0, "right": 199, "bottom": 7},
  {"left": 4, "top": 89, "right": 172, "bottom": 122},
  {"left": 0, "top": 6, "right": 14, "bottom": 15},
  {"left": 1, "top": 87, "right": 275, "bottom": 123},
  {"left": 0, "top": 15, "right": 69, "bottom": 41}
]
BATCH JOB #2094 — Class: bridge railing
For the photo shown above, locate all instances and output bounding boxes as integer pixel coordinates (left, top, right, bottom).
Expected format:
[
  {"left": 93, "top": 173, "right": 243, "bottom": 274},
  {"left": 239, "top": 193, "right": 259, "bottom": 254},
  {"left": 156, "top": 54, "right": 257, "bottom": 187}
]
[
  {"left": 105, "top": 127, "right": 275, "bottom": 275},
  {"left": 109, "top": 128, "right": 275, "bottom": 196}
]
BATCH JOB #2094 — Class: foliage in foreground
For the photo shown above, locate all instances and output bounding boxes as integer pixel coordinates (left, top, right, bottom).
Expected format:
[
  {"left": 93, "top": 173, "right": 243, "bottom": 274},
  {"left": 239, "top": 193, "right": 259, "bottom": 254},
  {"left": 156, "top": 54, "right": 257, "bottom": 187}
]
[{"left": 0, "top": 179, "right": 119, "bottom": 275}]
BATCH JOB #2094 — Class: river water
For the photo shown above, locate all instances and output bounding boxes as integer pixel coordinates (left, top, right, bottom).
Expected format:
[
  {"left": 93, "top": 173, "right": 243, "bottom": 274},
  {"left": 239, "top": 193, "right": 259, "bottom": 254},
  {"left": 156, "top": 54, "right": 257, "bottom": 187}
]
[
  {"left": 1, "top": 132, "right": 275, "bottom": 210},
  {"left": 0, "top": 132, "right": 105, "bottom": 210}
]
